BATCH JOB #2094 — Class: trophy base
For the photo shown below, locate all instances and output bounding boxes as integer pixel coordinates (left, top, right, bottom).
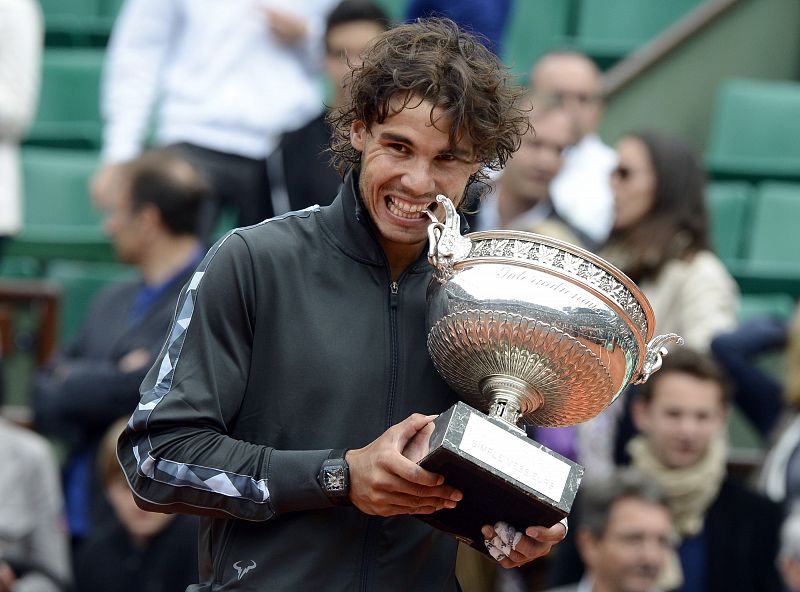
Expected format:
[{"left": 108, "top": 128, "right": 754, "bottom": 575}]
[{"left": 417, "top": 401, "right": 583, "bottom": 555}]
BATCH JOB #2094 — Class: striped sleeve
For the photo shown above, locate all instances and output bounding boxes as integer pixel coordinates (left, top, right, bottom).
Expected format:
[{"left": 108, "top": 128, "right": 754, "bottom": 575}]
[{"left": 117, "top": 223, "right": 333, "bottom": 520}]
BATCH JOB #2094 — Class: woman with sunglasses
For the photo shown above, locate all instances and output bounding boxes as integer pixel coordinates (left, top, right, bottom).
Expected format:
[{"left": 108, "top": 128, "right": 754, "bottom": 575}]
[{"left": 603, "top": 130, "right": 738, "bottom": 351}]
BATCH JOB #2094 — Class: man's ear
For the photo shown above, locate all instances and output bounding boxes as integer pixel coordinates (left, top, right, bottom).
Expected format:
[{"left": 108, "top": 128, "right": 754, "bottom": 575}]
[
  {"left": 575, "top": 529, "right": 599, "bottom": 569},
  {"left": 350, "top": 120, "right": 367, "bottom": 152}
]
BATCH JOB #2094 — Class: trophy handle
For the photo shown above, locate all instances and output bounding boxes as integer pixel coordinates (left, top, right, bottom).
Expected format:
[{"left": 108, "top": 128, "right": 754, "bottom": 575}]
[
  {"left": 426, "top": 194, "right": 472, "bottom": 282},
  {"left": 633, "top": 333, "right": 685, "bottom": 384}
]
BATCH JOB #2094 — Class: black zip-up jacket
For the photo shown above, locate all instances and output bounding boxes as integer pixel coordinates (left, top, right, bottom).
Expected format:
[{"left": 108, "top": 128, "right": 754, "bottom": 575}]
[{"left": 118, "top": 172, "right": 460, "bottom": 591}]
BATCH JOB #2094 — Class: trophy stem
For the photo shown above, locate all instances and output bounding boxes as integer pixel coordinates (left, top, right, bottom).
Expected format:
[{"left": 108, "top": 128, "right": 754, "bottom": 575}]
[{"left": 480, "top": 375, "right": 543, "bottom": 431}]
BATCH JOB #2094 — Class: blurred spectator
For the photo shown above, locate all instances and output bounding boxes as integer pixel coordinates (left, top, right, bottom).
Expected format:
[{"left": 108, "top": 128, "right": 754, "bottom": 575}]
[
  {"left": 551, "top": 349, "right": 783, "bottom": 591},
  {"left": 544, "top": 468, "right": 673, "bottom": 592},
  {"left": 603, "top": 131, "right": 738, "bottom": 351},
  {"left": 0, "top": 416, "right": 71, "bottom": 592},
  {"left": 759, "top": 304, "right": 800, "bottom": 510},
  {"left": 91, "top": 0, "right": 338, "bottom": 237},
  {"left": 0, "top": 0, "right": 42, "bottom": 408},
  {"left": 779, "top": 506, "right": 800, "bottom": 592},
  {"left": 627, "top": 349, "right": 781, "bottom": 591},
  {"left": 606, "top": 131, "right": 739, "bottom": 470},
  {"left": 269, "top": 0, "right": 389, "bottom": 213},
  {"left": 710, "top": 310, "right": 791, "bottom": 438},
  {"left": 472, "top": 94, "right": 593, "bottom": 249},
  {"left": 463, "top": 95, "right": 586, "bottom": 592},
  {"left": 529, "top": 51, "right": 616, "bottom": 245},
  {"left": 74, "top": 418, "right": 198, "bottom": 592},
  {"left": 405, "top": 0, "right": 511, "bottom": 55},
  {"left": 33, "top": 149, "right": 208, "bottom": 546},
  {"left": 0, "top": 0, "right": 41, "bottom": 255}
]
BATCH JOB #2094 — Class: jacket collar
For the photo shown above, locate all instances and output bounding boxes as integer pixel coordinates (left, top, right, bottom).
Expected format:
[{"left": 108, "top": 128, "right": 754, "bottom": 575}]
[{"left": 318, "top": 170, "right": 433, "bottom": 274}]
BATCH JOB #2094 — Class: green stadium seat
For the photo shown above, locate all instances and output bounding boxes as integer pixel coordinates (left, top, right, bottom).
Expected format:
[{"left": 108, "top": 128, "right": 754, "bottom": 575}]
[
  {"left": 728, "top": 182, "right": 800, "bottom": 297},
  {"left": 25, "top": 49, "right": 104, "bottom": 149},
  {"left": 706, "top": 79, "right": 800, "bottom": 181},
  {"left": 705, "top": 181, "right": 753, "bottom": 264},
  {"left": 6, "top": 148, "right": 114, "bottom": 263},
  {"left": 737, "top": 293, "right": 797, "bottom": 323},
  {"left": 566, "top": 0, "right": 701, "bottom": 67},
  {"left": 501, "top": 0, "right": 572, "bottom": 82},
  {"left": 98, "top": 0, "right": 125, "bottom": 20},
  {"left": 44, "top": 260, "right": 135, "bottom": 345},
  {"left": 373, "top": 0, "right": 406, "bottom": 22},
  {"left": 39, "top": 0, "right": 115, "bottom": 46},
  {"left": 747, "top": 182, "right": 800, "bottom": 264},
  {"left": 0, "top": 257, "right": 43, "bottom": 279}
]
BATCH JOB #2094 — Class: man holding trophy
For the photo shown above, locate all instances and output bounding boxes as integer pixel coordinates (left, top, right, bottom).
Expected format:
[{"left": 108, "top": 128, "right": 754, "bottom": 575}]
[{"left": 116, "top": 17, "right": 568, "bottom": 591}]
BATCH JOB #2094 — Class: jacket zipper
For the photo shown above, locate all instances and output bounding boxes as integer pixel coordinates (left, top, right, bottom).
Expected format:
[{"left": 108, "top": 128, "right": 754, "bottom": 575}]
[
  {"left": 359, "top": 278, "right": 402, "bottom": 592},
  {"left": 386, "top": 280, "right": 400, "bottom": 429}
]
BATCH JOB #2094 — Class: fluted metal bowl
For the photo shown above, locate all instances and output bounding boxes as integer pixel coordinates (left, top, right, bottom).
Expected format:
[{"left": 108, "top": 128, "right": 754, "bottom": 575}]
[{"left": 426, "top": 196, "right": 681, "bottom": 428}]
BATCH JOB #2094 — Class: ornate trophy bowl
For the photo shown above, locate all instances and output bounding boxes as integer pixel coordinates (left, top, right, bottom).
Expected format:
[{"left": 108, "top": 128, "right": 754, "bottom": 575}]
[{"left": 416, "top": 195, "right": 682, "bottom": 553}]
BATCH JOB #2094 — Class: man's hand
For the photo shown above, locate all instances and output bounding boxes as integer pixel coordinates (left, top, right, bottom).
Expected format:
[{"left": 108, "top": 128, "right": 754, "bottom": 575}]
[
  {"left": 481, "top": 520, "right": 567, "bottom": 569},
  {"left": 0, "top": 561, "right": 16, "bottom": 592},
  {"left": 263, "top": 8, "right": 307, "bottom": 45},
  {"left": 346, "top": 413, "right": 462, "bottom": 516},
  {"left": 118, "top": 348, "right": 152, "bottom": 373}
]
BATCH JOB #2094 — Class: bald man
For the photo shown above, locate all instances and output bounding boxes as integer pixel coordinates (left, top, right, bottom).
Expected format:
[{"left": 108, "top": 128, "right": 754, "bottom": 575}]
[{"left": 529, "top": 51, "right": 616, "bottom": 245}]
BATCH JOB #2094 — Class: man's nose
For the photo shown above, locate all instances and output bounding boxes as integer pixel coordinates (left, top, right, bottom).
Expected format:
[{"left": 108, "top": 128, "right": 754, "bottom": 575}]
[
  {"left": 640, "top": 536, "right": 669, "bottom": 567},
  {"left": 401, "top": 158, "right": 436, "bottom": 196}
]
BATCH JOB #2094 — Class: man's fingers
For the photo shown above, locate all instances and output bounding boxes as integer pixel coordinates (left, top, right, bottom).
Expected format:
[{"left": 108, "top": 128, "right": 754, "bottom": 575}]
[
  {"left": 392, "top": 413, "right": 438, "bottom": 443},
  {"left": 525, "top": 522, "right": 567, "bottom": 543},
  {"left": 373, "top": 473, "right": 461, "bottom": 506},
  {"left": 482, "top": 521, "right": 565, "bottom": 567}
]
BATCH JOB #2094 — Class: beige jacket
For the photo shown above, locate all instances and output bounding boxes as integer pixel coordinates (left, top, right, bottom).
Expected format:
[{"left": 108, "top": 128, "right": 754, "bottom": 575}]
[
  {"left": 0, "top": 0, "right": 42, "bottom": 236},
  {"left": 639, "top": 250, "right": 739, "bottom": 351}
]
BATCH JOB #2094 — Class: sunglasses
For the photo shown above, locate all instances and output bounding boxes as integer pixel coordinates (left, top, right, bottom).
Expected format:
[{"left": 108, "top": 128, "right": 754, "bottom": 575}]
[
  {"left": 611, "top": 166, "right": 633, "bottom": 181},
  {"left": 549, "top": 91, "right": 602, "bottom": 106}
]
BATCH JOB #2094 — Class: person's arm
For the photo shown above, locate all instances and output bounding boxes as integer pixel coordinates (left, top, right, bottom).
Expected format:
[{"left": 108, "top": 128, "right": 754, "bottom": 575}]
[
  {"left": 673, "top": 252, "right": 739, "bottom": 351},
  {"left": 263, "top": 3, "right": 330, "bottom": 71},
  {"left": 14, "top": 434, "right": 72, "bottom": 592},
  {"left": 99, "top": 0, "right": 178, "bottom": 164},
  {"left": 0, "top": 0, "right": 42, "bottom": 141},
  {"left": 32, "top": 290, "right": 151, "bottom": 434},
  {"left": 37, "top": 357, "right": 152, "bottom": 430},
  {"left": 118, "top": 233, "right": 460, "bottom": 521}
]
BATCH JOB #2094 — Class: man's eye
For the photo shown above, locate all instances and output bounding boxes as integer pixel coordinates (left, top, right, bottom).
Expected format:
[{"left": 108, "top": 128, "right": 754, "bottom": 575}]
[
  {"left": 389, "top": 144, "right": 407, "bottom": 153},
  {"left": 438, "top": 153, "right": 456, "bottom": 161}
]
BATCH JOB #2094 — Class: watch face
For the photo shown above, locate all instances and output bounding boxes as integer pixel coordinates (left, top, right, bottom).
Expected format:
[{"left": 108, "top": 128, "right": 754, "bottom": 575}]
[{"left": 324, "top": 466, "right": 347, "bottom": 492}]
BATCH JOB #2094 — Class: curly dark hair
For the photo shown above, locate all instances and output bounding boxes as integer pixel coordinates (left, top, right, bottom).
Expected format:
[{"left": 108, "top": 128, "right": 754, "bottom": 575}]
[{"left": 327, "top": 17, "right": 528, "bottom": 184}]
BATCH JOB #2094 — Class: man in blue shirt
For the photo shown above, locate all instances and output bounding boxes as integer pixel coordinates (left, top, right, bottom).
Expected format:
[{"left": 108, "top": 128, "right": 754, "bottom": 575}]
[{"left": 33, "top": 148, "right": 209, "bottom": 547}]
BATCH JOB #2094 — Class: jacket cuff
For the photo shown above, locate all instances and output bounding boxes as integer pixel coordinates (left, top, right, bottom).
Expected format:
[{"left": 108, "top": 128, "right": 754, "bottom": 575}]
[{"left": 267, "top": 449, "right": 334, "bottom": 515}]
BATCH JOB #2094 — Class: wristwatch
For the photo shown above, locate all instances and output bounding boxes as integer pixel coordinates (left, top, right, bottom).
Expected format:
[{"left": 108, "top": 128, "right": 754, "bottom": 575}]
[{"left": 318, "top": 449, "right": 351, "bottom": 505}]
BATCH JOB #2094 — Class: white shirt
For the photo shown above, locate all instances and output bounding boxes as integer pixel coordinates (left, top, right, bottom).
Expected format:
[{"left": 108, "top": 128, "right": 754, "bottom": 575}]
[
  {"left": 550, "top": 133, "right": 617, "bottom": 244},
  {"left": 101, "top": 0, "right": 337, "bottom": 163},
  {"left": 474, "top": 189, "right": 555, "bottom": 232},
  {"left": 0, "top": 0, "right": 41, "bottom": 235}
]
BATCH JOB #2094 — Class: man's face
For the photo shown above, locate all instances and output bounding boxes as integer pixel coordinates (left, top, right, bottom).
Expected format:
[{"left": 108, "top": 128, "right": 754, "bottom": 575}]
[
  {"left": 501, "top": 109, "right": 573, "bottom": 206},
  {"left": 325, "top": 20, "right": 386, "bottom": 105},
  {"left": 103, "top": 185, "right": 146, "bottom": 265},
  {"left": 532, "top": 55, "right": 603, "bottom": 139},
  {"left": 580, "top": 497, "right": 672, "bottom": 592},
  {"left": 350, "top": 97, "right": 480, "bottom": 262},
  {"left": 633, "top": 371, "right": 727, "bottom": 469}
]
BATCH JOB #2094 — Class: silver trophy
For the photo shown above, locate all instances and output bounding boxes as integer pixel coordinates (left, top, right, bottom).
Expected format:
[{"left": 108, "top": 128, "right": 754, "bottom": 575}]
[{"left": 416, "top": 195, "right": 682, "bottom": 553}]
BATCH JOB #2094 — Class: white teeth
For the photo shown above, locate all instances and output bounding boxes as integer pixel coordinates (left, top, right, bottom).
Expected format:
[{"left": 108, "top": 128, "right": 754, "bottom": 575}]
[{"left": 387, "top": 196, "right": 433, "bottom": 219}]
